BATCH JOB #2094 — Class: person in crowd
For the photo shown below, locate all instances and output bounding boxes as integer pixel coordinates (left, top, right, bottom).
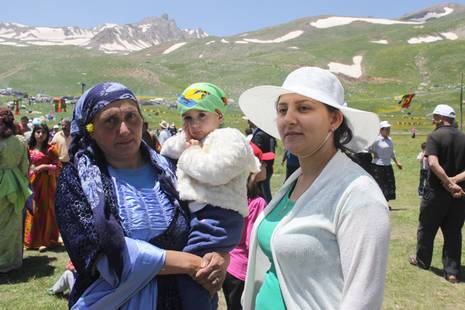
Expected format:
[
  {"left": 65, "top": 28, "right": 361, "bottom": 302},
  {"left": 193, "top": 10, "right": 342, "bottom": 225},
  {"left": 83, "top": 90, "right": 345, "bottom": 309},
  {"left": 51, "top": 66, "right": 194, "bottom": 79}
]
[
  {"left": 411, "top": 127, "right": 417, "bottom": 139},
  {"left": 48, "top": 261, "right": 77, "bottom": 296},
  {"left": 248, "top": 121, "right": 276, "bottom": 203},
  {"left": 169, "top": 123, "right": 178, "bottom": 136},
  {"left": 50, "top": 124, "right": 59, "bottom": 140},
  {"left": 55, "top": 82, "right": 229, "bottom": 309},
  {"left": 24, "top": 124, "right": 61, "bottom": 252},
  {"left": 142, "top": 121, "right": 161, "bottom": 152},
  {"left": 158, "top": 120, "right": 172, "bottom": 145},
  {"left": 369, "top": 121, "right": 403, "bottom": 209},
  {"left": 0, "top": 107, "right": 32, "bottom": 273},
  {"left": 416, "top": 142, "right": 428, "bottom": 197},
  {"left": 281, "top": 150, "right": 300, "bottom": 180},
  {"left": 51, "top": 119, "right": 72, "bottom": 167},
  {"left": 409, "top": 104, "right": 465, "bottom": 283},
  {"left": 239, "top": 66, "right": 390, "bottom": 309},
  {"left": 161, "top": 82, "right": 259, "bottom": 310},
  {"left": 17, "top": 116, "right": 31, "bottom": 135},
  {"left": 222, "top": 142, "right": 269, "bottom": 310}
]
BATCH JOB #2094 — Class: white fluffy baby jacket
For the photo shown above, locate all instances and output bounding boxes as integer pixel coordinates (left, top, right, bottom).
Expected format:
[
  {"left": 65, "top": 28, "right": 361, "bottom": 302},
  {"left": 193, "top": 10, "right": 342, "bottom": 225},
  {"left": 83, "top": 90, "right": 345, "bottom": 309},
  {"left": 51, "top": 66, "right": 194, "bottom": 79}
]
[{"left": 160, "top": 127, "right": 260, "bottom": 216}]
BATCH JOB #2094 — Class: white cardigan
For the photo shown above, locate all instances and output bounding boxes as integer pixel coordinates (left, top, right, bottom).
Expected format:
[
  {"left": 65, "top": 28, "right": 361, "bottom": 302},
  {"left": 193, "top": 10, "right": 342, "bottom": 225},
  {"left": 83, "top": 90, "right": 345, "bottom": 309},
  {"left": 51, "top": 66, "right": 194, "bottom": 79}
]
[
  {"left": 161, "top": 127, "right": 260, "bottom": 216},
  {"left": 242, "top": 151, "right": 390, "bottom": 310}
]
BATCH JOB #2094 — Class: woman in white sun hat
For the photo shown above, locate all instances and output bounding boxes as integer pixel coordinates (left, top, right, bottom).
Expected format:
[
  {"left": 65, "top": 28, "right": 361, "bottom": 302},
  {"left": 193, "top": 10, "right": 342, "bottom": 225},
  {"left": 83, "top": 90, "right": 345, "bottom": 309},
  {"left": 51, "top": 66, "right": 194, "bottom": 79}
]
[
  {"left": 369, "top": 120, "right": 403, "bottom": 209},
  {"left": 239, "top": 66, "right": 390, "bottom": 310}
]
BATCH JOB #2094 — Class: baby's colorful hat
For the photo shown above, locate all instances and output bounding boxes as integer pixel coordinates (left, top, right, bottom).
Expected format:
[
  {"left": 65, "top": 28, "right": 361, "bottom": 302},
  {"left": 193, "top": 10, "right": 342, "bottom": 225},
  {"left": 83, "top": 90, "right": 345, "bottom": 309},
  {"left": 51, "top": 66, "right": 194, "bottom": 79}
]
[{"left": 177, "top": 82, "right": 228, "bottom": 115}]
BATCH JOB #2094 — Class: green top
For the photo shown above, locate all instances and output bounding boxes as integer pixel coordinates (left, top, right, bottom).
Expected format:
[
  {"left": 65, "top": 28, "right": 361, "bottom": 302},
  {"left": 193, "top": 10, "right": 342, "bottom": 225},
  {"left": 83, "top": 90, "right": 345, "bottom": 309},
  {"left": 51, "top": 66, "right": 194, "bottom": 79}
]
[
  {"left": 255, "top": 187, "right": 296, "bottom": 310},
  {"left": 0, "top": 135, "right": 31, "bottom": 210}
]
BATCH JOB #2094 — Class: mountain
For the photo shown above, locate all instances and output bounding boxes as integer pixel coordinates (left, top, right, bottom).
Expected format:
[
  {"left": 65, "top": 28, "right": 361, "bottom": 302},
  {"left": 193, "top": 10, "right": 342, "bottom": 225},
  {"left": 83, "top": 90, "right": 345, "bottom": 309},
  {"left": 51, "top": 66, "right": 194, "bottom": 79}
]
[
  {"left": 1, "top": 3, "right": 465, "bottom": 119},
  {"left": 0, "top": 14, "right": 207, "bottom": 54}
]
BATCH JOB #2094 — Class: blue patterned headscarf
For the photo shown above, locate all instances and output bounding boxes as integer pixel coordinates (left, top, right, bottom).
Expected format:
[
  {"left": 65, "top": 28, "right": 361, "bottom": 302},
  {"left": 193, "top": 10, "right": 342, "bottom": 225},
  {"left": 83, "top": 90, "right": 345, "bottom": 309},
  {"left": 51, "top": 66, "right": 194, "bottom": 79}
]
[
  {"left": 69, "top": 82, "right": 138, "bottom": 279},
  {"left": 70, "top": 82, "right": 138, "bottom": 213}
]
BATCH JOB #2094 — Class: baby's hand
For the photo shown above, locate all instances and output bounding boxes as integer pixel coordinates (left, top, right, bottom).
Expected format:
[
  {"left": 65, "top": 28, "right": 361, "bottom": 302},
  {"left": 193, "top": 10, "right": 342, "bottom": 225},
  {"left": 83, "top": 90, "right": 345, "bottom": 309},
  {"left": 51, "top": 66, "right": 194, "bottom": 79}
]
[{"left": 187, "top": 139, "right": 200, "bottom": 147}]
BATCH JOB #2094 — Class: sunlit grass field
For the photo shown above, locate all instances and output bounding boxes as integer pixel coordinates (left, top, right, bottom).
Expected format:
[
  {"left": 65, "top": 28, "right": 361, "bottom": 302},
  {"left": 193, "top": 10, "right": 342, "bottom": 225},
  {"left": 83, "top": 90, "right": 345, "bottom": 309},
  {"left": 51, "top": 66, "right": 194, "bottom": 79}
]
[{"left": 1, "top": 103, "right": 465, "bottom": 309}]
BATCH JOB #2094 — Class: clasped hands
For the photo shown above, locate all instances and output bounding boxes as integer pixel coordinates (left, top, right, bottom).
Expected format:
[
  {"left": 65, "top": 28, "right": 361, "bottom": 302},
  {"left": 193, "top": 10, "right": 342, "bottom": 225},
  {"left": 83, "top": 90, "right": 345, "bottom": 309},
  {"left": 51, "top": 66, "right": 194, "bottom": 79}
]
[
  {"left": 443, "top": 176, "right": 465, "bottom": 199},
  {"left": 193, "top": 252, "right": 230, "bottom": 296}
]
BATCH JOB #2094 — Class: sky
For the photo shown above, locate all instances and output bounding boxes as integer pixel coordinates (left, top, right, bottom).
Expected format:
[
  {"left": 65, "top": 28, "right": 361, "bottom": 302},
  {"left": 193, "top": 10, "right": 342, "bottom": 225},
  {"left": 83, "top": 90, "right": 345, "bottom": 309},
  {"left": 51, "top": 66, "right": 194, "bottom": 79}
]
[{"left": 2, "top": 0, "right": 465, "bottom": 36}]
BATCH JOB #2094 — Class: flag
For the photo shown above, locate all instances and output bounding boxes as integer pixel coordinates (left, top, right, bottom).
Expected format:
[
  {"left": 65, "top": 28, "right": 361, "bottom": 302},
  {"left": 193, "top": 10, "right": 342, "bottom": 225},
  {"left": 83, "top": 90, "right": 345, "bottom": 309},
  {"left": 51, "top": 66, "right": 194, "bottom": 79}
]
[{"left": 398, "top": 93, "right": 415, "bottom": 109}]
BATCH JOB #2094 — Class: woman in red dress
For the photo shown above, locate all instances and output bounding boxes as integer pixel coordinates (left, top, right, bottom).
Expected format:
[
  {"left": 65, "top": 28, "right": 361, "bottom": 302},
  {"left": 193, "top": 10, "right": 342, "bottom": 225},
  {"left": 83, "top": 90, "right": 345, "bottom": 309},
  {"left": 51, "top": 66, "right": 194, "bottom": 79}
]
[{"left": 24, "top": 124, "right": 60, "bottom": 251}]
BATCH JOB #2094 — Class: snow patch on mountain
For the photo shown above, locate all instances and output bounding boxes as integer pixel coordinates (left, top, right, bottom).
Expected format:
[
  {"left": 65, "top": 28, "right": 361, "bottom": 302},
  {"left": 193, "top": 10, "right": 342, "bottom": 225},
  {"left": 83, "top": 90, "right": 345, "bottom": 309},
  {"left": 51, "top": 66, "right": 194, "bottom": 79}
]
[
  {"left": 163, "top": 42, "right": 186, "bottom": 54},
  {"left": 407, "top": 32, "right": 458, "bottom": 44},
  {"left": 328, "top": 56, "right": 363, "bottom": 78},
  {"left": 371, "top": 39, "right": 389, "bottom": 44},
  {"left": 311, "top": 17, "right": 420, "bottom": 29},
  {"left": 440, "top": 32, "right": 458, "bottom": 40},
  {"left": 409, "top": 7, "right": 454, "bottom": 22},
  {"left": 243, "top": 30, "right": 303, "bottom": 43},
  {"left": 408, "top": 35, "right": 443, "bottom": 44}
]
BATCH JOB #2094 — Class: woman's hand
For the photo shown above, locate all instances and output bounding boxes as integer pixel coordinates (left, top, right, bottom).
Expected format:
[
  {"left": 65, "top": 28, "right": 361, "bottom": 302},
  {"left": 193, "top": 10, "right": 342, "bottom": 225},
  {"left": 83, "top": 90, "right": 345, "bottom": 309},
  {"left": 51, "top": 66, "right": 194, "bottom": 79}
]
[
  {"left": 32, "top": 164, "right": 47, "bottom": 174},
  {"left": 193, "top": 252, "right": 230, "bottom": 295}
]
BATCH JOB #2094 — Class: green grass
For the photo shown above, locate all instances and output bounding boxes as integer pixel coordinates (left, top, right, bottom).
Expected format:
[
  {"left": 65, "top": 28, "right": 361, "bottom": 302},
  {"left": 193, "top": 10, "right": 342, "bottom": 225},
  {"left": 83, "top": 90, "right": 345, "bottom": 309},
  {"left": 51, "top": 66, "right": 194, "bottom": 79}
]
[{"left": 1, "top": 105, "right": 465, "bottom": 309}]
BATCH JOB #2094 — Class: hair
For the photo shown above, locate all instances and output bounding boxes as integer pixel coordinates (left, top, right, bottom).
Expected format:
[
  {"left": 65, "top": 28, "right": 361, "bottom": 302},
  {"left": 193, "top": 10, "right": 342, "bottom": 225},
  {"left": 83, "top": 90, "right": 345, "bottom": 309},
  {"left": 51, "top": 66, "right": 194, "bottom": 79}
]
[
  {"left": 247, "top": 171, "right": 263, "bottom": 199},
  {"left": 325, "top": 105, "right": 353, "bottom": 151},
  {"left": 28, "top": 124, "right": 50, "bottom": 152},
  {"left": 20, "top": 116, "right": 29, "bottom": 122},
  {"left": 0, "top": 107, "right": 17, "bottom": 138},
  {"left": 421, "top": 142, "right": 426, "bottom": 150}
]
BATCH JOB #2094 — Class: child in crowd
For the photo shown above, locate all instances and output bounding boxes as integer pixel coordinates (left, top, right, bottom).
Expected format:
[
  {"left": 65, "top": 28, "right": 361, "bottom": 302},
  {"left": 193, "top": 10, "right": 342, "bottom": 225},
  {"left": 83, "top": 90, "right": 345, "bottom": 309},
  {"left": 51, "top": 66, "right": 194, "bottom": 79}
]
[
  {"left": 222, "top": 142, "right": 270, "bottom": 310},
  {"left": 417, "top": 142, "right": 428, "bottom": 197},
  {"left": 47, "top": 261, "right": 76, "bottom": 295},
  {"left": 161, "top": 83, "right": 260, "bottom": 310}
]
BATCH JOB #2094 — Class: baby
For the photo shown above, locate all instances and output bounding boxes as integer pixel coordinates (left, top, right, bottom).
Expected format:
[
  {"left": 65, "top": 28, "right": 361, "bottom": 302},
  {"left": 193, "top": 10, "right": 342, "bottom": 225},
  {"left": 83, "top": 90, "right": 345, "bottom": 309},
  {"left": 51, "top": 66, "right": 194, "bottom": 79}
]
[{"left": 161, "top": 83, "right": 260, "bottom": 310}]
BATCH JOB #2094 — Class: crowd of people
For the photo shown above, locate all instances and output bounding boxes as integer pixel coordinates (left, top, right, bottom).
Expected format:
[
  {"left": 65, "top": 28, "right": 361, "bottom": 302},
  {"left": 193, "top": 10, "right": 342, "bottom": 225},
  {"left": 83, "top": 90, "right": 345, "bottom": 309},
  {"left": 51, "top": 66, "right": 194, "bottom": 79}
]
[{"left": 0, "top": 66, "right": 464, "bottom": 309}]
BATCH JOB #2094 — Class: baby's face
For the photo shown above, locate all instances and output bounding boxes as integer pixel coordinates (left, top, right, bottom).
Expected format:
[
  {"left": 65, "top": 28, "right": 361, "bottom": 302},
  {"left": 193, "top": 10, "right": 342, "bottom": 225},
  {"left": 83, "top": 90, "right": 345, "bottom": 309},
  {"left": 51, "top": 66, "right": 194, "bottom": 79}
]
[{"left": 182, "top": 109, "right": 223, "bottom": 140}]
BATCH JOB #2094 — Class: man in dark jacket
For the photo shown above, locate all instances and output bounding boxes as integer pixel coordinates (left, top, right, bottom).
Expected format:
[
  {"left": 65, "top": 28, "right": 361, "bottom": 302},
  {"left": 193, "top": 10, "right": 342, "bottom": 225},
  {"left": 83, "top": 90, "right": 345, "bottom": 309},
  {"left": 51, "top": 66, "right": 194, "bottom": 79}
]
[{"left": 409, "top": 104, "right": 465, "bottom": 283}]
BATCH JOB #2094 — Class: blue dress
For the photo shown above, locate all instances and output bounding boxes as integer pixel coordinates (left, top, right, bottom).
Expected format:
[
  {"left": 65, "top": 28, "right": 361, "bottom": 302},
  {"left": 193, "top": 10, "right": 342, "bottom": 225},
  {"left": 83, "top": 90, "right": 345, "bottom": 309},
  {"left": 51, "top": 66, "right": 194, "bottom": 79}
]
[{"left": 55, "top": 146, "right": 190, "bottom": 309}]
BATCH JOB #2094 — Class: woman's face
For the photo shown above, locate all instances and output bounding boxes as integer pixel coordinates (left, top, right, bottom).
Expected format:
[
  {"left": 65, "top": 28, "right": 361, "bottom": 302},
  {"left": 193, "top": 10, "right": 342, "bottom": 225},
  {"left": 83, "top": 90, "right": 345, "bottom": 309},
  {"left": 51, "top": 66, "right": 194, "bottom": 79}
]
[
  {"left": 380, "top": 127, "right": 390, "bottom": 138},
  {"left": 34, "top": 127, "right": 47, "bottom": 144},
  {"left": 276, "top": 93, "right": 341, "bottom": 156},
  {"left": 90, "top": 99, "right": 143, "bottom": 164},
  {"left": 182, "top": 109, "right": 222, "bottom": 140}
]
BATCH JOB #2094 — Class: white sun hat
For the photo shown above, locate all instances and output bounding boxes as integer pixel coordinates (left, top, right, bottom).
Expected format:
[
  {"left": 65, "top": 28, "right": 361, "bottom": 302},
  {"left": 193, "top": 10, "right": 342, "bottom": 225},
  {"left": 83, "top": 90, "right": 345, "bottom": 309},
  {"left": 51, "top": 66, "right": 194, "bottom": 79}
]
[
  {"left": 238, "top": 66, "right": 380, "bottom": 152},
  {"left": 379, "top": 120, "right": 392, "bottom": 129},
  {"left": 432, "top": 104, "right": 456, "bottom": 119}
]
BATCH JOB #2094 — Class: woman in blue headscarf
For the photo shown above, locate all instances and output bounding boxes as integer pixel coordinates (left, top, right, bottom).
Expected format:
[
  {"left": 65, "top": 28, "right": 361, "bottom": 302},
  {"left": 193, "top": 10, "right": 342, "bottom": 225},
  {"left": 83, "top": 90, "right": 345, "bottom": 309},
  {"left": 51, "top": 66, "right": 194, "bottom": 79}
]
[{"left": 55, "top": 82, "right": 228, "bottom": 309}]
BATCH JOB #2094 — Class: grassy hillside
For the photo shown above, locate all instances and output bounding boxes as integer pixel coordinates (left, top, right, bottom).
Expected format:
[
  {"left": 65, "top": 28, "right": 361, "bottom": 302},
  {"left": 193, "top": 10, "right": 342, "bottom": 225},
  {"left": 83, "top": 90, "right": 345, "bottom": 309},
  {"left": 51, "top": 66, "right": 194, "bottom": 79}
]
[{"left": 1, "top": 6, "right": 465, "bottom": 131}]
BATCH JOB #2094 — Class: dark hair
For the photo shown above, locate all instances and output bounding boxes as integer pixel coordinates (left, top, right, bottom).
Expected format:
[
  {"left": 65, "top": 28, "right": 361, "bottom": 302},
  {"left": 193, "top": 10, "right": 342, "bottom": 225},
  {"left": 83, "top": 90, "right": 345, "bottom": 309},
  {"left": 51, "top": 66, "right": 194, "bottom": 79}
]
[
  {"left": 21, "top": 116, "right": 29, "bottom": 122},
  {"left": 0, "top": 107, "right": 17, "bottom": 138},
  {"left": 28, "top": 124, "right": 50, "bottom": 152},
  {"left": 247, "top": 171, "right": 263, "bottom": 199},
  {"left": 421, "top": 142, "right": 426, "bottom": 150},
  {"left": 325, "top": 105, "right": 353, "bottom": 151}
]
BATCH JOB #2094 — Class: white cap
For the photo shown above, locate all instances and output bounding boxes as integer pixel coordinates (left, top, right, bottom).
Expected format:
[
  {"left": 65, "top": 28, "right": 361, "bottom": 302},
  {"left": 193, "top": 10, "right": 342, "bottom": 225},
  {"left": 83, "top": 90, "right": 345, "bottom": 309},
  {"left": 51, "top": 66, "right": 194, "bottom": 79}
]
[
  {"left": 432, "top": 104, "right": 455, "bottom": 119},
  {"left": 379, "top": 120, "right": 391, "bottom": 129}
]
